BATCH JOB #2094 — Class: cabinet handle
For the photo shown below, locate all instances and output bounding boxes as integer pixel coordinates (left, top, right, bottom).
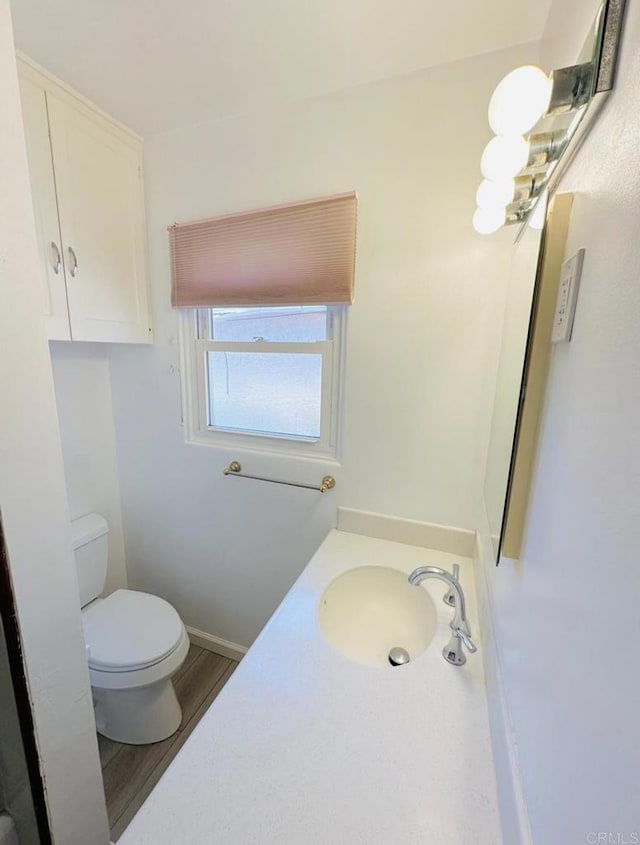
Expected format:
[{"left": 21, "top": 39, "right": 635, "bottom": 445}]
[
  {"left": 50, "top": 241, "right": 62, "bottom": 274},
  {"left": 68, "top": 246, "right": 78, "bottom": 278}
]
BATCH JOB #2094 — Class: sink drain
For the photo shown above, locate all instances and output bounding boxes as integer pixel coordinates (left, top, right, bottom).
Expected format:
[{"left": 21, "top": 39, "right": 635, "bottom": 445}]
[{"left": 388, "top": 647, "right": 411, "bottom": 666}]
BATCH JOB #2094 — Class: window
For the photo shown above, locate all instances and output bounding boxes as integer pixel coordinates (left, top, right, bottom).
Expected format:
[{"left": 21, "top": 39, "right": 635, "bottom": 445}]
[
  {"left": 172, "top": 193, "right": 356, "bottom": 459},
  {"left": 181, "top": 305, "right": 344, "bottom": 458}
]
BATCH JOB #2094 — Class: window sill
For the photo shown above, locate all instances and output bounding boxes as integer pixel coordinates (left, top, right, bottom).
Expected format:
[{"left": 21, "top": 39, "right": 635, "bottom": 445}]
[{"left": 184, "top": 428, "right": 342, "bottom": 469}]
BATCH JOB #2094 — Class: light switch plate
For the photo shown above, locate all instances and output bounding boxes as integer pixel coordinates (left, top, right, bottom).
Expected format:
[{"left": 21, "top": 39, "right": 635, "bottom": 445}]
[{"left": 552, "top": 248, "right": 585, "bottom": 344}]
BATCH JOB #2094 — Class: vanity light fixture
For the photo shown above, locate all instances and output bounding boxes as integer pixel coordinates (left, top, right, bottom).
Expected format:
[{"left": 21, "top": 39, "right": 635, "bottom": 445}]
[
  {"left": 474, "top": 122, "right": 569, "bottom": 234},
  {"left": 472, "top": 0, "right": 627, "bottom": 235},
  {"left": 475, "top": 116, "right": 574, "bottom": 234},
  {"left": 476, "top": 175, "right": 543, "bottom": 212},
  {"left": 480, "top": 132, "right": 565, "bottom": 182},
  {"left": 474, "top": 174, "right": 544, "bottom": 233},
  {"left": 488, "top": 64, "right": 593, "bottom": 137},
  {"left": 472, "top": 200, "right": 535, "bottom": 236}
]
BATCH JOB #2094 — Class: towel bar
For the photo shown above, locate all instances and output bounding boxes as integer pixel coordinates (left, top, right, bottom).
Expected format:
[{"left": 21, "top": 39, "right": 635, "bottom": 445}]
[{"left": 223, "top": 461, "right": 336, "bottom": 493}]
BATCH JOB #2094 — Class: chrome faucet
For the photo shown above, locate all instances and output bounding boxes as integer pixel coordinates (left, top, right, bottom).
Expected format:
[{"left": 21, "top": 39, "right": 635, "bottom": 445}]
[
  {"left": 442, "top": 563, "right": 460, "bottom": 607},
  {"left": 408, "top": 565, "right": 477, "bottom": 666}
]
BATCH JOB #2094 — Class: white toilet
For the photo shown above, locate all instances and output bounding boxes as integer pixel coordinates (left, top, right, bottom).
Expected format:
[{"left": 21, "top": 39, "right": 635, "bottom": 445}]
[{"left": 71, "top": 513, "right": 189, "bottom": 745}]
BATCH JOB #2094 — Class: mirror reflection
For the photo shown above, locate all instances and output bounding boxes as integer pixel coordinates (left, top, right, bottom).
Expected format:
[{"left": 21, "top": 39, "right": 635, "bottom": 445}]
[{"left": 484, "top": 198, "right": 546, "bottom": 559}]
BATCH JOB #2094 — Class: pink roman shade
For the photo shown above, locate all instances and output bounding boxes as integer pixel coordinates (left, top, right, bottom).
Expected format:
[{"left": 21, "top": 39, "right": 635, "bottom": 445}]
[{"left": 169, "top": 192, "right": 357, "bottom": 308}]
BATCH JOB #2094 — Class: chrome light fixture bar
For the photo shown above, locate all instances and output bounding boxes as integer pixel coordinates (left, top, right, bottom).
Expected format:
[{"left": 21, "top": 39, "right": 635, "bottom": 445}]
[{"left": 473, "top": 0, "right": 626, "bottom": 235}]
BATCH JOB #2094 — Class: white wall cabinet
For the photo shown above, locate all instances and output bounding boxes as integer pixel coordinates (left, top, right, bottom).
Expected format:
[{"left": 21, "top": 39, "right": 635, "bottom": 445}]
[{"left": 18, "top": 57, "right": 152, "bottom": 343}]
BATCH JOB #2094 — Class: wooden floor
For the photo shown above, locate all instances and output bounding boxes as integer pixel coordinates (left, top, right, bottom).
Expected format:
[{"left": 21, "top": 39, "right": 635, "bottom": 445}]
[{"left": 98, "top": 644, "right": 238, "bottom": 841}]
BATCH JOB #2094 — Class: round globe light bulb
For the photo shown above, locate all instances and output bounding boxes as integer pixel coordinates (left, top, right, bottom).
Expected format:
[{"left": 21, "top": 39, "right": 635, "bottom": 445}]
[
  {"left": 473, "top": 206, "right": 506, "bottom": 235},
  {"left": 481, "top": 135, "right": 530, "bottom": 181},
  {"left": 488, "top": 65, "right": 553, "bottom": 136},
  {"left": 475, "top": 178, "right": 515, "bottom": 210}
]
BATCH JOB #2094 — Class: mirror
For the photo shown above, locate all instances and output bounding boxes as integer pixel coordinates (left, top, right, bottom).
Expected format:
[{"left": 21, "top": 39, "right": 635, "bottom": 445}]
[
  {"left": 483, "top": 0, "right": 626, "bottom": 564},
  {"left": 484, "top": 199, "right": 546, "bottom": 559},
  {"left": 485, "top": 193, "right": 575, "bottom": 563}
]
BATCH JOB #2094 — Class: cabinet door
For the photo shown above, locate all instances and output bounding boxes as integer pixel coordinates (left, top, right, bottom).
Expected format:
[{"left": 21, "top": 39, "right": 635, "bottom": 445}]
[
  {"left": 18, "top": 77, "right": 71, "bottom": 340},
  {"left": 46, "top": 93, "right": 152, "bottom": 343}
]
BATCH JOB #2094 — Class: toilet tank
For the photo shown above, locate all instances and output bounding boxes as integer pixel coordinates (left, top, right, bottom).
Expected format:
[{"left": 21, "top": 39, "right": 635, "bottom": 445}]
[{"left": 71, "top": 513, "right": 109, "bottom": 608}]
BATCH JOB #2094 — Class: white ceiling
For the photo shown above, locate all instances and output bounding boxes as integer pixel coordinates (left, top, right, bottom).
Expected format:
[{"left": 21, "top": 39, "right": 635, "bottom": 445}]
[{"left": 11, "top": 0, "right": 552, "bottom": 137}]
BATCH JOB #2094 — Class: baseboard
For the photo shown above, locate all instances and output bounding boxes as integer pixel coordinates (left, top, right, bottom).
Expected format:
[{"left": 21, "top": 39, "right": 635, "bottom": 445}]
[
  {"left": 473, "top": 529, "right": 532, "bottom": 845},
  {"left": 337, "top": 507, "right": 475, "bottom": 557},
  {"left": 186, "top": 626, "right": 247, "bottom": 662}
]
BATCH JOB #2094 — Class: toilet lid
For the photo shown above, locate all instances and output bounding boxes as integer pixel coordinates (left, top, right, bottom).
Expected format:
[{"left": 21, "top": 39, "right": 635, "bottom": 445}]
[{"left": 83, "top": 590, "right": 185, "bottom": 672}]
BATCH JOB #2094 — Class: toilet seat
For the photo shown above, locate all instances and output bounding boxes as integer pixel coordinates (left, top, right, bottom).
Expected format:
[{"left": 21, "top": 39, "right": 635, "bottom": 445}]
[{"left": 83, "top": 589, "right": 185, "bottom": 673}]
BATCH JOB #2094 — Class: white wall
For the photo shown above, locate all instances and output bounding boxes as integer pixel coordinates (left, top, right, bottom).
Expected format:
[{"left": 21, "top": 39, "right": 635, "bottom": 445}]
[
  {"left": 109, "top": 41, "right": 538, "bottom": 647},
  {"left": 49, "top": 342, "right": 128, "bottom": 595},
  {"left": 0, "top": 3, "right": 109, "bottom": 841},
  {"left": 480, "top": 1, "right": 640, "bottom": 841}
]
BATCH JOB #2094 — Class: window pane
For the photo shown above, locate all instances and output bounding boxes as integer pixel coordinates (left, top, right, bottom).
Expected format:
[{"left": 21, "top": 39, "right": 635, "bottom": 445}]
[
  {"left": 207, "top": 351, "right": 322, "bottom": 438},
  {"left": 209, "top": 306, "right": 328, "bottom": 342}
]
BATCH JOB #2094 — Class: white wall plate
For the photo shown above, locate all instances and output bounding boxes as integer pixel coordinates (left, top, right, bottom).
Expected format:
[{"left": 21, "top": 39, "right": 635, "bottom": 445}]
[{"left": 552, "top": 248, "right": 585, "bottom": 344}]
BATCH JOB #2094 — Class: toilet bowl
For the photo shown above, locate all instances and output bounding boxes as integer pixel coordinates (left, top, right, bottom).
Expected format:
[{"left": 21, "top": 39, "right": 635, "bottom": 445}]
[{"left": 72, "top": 514, "right": 188, "bottom": 745}]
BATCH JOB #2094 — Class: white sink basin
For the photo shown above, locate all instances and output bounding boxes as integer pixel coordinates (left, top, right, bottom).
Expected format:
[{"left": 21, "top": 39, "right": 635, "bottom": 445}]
[{"left": 318, "top": 566, "right": 437, "bottom": 667}]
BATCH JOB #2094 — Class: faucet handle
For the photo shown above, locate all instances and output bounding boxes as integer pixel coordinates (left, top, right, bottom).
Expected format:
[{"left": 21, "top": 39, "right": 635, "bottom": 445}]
[
  {"left": 453, "top": 626, "right": 477, "bottom": 654},
  {"left": 443, "top": 625, "right": 477, "bottom": 666},
  {"left": 443, "top": 563, "right": 460, "bottom": 606}
]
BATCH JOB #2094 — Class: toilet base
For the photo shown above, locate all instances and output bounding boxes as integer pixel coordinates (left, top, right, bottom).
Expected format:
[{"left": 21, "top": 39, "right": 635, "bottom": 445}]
[{"left": 93, "top": 678, "right": 182, "bottom": 745}]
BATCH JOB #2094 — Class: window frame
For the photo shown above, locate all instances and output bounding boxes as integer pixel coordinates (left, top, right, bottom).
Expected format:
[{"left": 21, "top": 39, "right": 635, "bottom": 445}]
[{"left": 179, "top": 305, "right": 346, "bottom": 461}]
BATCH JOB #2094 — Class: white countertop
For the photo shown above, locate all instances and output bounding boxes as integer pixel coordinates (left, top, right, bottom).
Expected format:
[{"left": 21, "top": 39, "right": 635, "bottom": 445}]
[{"left": 120, "top": 530, "right": 501, "bottom": 844}]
